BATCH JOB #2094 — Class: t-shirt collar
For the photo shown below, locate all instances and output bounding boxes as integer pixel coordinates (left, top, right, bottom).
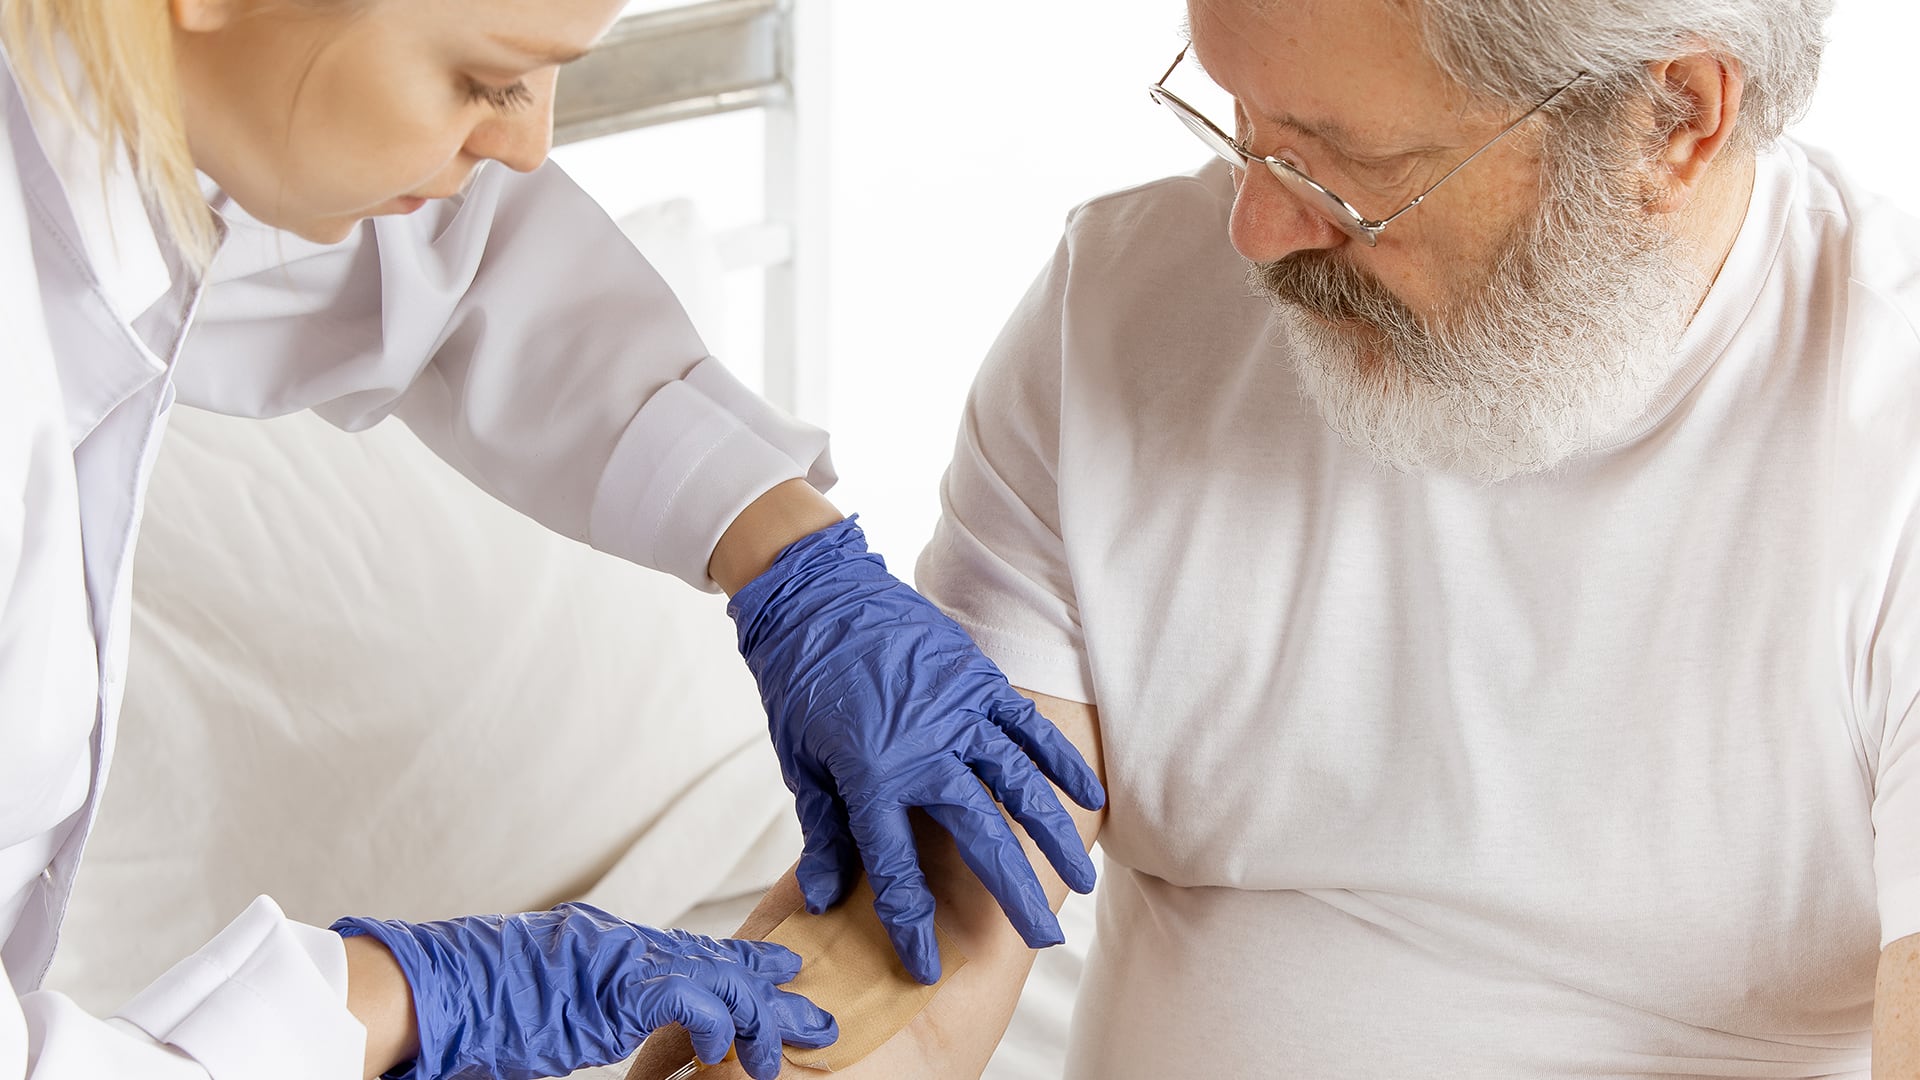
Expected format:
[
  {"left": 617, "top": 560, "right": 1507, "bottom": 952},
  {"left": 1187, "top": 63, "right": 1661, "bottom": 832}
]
[{"left": 1590, "top": 142, "right": 1798, "bottom": 454}]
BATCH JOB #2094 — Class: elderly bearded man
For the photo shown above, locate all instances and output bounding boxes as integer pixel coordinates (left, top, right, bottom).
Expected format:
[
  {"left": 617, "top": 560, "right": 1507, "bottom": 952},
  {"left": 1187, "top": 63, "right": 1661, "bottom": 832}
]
[{"left": 637, "top": 0, "right": 1919, "bottom": 1076}]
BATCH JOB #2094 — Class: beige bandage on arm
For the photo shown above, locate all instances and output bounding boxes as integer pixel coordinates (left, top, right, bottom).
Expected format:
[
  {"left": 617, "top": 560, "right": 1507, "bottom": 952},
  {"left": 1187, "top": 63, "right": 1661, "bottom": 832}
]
[{"left": 627, "top": 879, "right": 967, "bottom": 1078}]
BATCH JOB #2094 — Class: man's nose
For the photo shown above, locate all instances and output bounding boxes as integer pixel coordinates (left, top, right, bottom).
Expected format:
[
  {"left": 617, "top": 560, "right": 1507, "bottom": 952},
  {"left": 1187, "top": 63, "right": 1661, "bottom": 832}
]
[{"left": 1227, "top": 161, "right": 1346, "bottom": 263}]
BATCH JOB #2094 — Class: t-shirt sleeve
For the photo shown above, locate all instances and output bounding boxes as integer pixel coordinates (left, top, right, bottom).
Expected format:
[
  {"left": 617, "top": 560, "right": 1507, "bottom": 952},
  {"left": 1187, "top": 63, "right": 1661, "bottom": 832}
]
[
  {"left": 1879, "top": 683, "right": 1919, "bottom": 948},
  {"left": 1868, "top": 446, "right": 1920, "bottom": 948},
  {"left": 1855, "top": 277, "right": 1920, "bottom": 950},
  {"left": 915, "top": 235, "right": 1093, "bottom": 704}
]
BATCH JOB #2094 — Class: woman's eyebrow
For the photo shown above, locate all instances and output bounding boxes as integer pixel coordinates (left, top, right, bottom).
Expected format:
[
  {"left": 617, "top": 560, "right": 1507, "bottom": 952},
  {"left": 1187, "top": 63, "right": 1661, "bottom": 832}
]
[{"left": 486, "top": 33, "right": 594, "bottom": 66}]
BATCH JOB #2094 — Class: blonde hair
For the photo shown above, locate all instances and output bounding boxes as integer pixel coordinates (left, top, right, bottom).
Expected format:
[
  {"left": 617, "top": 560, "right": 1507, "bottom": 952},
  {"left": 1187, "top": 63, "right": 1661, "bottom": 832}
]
[{"left": 2, "top": 0, "right": 219, "bottom": 267}]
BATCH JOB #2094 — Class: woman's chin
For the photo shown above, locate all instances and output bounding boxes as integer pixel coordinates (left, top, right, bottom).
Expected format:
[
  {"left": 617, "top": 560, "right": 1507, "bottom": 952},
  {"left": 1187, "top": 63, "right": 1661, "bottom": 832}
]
[
  {"left": 238, "top": 200, "right": 387, "bottom": 246},
  {"left": 254, "top": 211, "right": 361, "bottom": 246}
]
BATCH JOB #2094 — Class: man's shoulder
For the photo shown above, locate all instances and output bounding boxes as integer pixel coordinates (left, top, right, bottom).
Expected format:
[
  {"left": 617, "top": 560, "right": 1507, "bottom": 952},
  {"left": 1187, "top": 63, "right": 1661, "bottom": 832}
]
[
  {"left": 1058, "top": 161, "right": 1236, "bottom": 264},
  {"left": 1043, "top": 161, "right": 1260, "bottom": 337},
  {"left": 1774, "top": 143, "right": 1920, "bottom": 482},
  {"left": 1787, "top": 141, "right": 1920, "bottom": 334}
]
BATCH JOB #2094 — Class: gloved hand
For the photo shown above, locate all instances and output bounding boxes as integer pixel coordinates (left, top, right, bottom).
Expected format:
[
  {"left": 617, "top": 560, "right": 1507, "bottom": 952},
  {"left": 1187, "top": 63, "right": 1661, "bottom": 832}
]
[
  {"left": 332, "top": 903, "right": 835, "bottom": 1080},
  {"left": 729, "top": 516, "right": 1106, "bottom": 985}
]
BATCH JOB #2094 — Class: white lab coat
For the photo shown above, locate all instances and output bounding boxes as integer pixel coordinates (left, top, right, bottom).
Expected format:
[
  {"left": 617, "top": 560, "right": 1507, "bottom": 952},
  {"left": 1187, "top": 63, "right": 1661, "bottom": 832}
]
[{"left": 0, "top": 42, "right": 832, "bottom": 1080}]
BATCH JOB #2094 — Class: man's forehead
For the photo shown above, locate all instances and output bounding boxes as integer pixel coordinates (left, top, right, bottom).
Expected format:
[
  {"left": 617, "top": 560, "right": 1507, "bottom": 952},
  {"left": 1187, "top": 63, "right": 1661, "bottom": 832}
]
[
  {"left": 1182, "top": 39, "right": 1379, "bottom": 153},
  {"left": 1183, "top": 0, "right": 1469, "bottom": 154}
]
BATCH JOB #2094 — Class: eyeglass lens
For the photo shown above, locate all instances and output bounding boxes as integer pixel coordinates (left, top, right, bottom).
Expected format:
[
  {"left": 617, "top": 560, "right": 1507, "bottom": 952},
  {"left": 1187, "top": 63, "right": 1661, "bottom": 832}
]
[
  {"left": 1150, "top": 86, "right": 1376, "bottom": 243},
  {"left": 1263, "top": 162, "right": 1377, "bottom": 243},
  {"left": 1150, "top": 86, "right": 1242, "bottom": 164}
]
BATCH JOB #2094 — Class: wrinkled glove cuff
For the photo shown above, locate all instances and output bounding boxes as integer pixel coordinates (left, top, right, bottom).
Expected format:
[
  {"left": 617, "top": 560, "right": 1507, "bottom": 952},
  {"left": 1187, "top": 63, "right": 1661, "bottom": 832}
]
[
  {"left": 727, "top": 516, "right": 887, "bottom": 653},
  {"left": 331, "top": 918, "right": 448, "bottom": 1080}
]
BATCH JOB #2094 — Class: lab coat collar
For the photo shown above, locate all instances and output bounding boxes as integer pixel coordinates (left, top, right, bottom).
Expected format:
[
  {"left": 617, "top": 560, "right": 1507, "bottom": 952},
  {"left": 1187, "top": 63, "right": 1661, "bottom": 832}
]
[{"left": 1, "top": 39, "right": 175, "bottom": 327}]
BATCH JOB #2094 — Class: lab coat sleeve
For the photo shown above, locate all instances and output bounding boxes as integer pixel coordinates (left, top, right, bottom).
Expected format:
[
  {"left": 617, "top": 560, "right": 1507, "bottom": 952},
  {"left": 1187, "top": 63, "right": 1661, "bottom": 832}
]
[
  {"left": 174, "top": 161, "right": 833, "bottom": 590},
  {"left": 3, "top": 897, "right": 365, "bottom": 1080}
]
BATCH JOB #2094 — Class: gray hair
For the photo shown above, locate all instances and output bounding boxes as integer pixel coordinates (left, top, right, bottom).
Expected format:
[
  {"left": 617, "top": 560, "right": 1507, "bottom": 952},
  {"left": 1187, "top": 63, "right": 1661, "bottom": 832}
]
[{"left": 1402, "top": 0, "right": 1833, "bottom": 161}]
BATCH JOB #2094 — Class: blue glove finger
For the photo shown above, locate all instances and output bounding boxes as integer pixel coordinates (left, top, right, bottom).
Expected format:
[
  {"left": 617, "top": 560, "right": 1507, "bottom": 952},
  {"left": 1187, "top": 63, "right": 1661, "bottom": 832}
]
[
  {"left": 767, "top": 986, "right": 839, "bottom": 1050},
  {"left": 633, "top": 973, "right": 737, "bottom": 1067},
  {"left": 845, "top": 802, "right": 942, "bottom": 984},
  {"left": 988, "top": 691, "right": 1107, "bottom": 812},
  {"left": 635, "top": 924, "right": 722, "bottom": 958},
  {"left": 682, "top": 964, "right": 782, "bottom": 1080},
  {"left": 968, "top": 737, "right": 1098, "bottom": 894},
  {"left": 707, "top": 942, "right": 837, "bottom": 1056},
  {"left": 793, "top": 784, "right": 859, "bottom": 914},
  {"left": 919, "top": 769, "right": 1065, "bottom": 949},
  {"left": 711, "top": 938, "right": 805, "bottom": 983},
  {"left": 733, "top": 977, "right": 837, "bottom": 1078}
]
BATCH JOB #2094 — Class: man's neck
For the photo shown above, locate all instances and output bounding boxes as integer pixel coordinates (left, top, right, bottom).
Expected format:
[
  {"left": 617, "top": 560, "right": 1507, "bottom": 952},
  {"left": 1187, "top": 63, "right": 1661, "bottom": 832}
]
[{"left": 1673, "top": 151, "right": 1760, "bottom": 318}]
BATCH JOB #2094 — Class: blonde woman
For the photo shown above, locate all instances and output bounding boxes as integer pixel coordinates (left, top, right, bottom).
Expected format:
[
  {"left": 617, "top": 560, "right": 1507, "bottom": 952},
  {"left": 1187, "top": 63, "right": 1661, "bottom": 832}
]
[{"left": 0, "top": 0, "right": 1106, "bottom": 1077}]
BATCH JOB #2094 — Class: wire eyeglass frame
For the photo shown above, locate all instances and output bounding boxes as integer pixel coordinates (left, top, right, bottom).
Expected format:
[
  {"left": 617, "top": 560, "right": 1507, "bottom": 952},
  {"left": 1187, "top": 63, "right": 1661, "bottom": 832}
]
[{"left": 1148, "top": 46, "right": 1585, "bottom": 247}]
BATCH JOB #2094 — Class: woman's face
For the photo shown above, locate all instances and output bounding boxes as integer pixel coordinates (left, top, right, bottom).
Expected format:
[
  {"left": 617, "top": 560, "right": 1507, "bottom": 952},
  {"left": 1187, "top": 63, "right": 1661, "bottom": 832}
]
[{"left": 171, "top": 0, "right": 624, "bottom": 243}]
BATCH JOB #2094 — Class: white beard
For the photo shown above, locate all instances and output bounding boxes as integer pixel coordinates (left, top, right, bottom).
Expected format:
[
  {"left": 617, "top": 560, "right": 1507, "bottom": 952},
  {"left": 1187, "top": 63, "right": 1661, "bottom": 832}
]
[{"left": 1253, "top": 173, "right": 1704, "bottom": 482}]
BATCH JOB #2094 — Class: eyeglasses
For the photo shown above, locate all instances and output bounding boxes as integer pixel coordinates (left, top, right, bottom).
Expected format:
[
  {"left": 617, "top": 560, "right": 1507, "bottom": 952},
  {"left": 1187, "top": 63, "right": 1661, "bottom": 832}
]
[{"left": 1148, "top": 46, "right": 1584, "bottom": 247}]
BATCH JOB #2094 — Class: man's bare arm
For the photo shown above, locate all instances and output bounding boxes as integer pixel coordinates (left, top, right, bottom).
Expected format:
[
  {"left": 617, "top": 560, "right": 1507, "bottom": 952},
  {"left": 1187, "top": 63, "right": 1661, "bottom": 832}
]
[
  {"left": 629, "top": 690, "right": 1104, "bottom": 1079},
  {"left": 1876, "top": 932, "right": 1920, "bottom": 1078}
]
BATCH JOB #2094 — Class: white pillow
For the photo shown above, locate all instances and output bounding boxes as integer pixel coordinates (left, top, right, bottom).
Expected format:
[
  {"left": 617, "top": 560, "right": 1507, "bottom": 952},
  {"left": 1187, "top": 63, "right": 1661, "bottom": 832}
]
[{"left": 45, "top": 401, "right": 798, "bottom": 1013}]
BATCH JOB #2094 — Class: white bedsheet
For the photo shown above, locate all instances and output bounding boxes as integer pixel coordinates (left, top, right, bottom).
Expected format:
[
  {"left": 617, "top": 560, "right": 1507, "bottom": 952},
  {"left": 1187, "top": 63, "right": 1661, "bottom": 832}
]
[{"left": 42, "top": 400, "right": 800, "bottom": 1006}]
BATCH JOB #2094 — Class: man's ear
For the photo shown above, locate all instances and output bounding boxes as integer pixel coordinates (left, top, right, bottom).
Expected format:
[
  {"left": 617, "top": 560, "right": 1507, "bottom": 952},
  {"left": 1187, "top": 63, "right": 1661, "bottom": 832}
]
[
  {"left": 171, "top": 0, "right": 241, "bottom": 33},
  {"left": 1643, "top": 49, "right": 1746, "bottom": 212}
]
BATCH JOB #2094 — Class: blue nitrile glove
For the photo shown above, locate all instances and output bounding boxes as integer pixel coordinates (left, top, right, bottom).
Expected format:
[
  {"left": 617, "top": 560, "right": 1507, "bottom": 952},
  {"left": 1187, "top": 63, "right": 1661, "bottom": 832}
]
[
  {"left": 332, "top": 903, "right": 835, "bottom": 1080},
  {"left": 728, "top": 516, "right": 1106, "bottom": 985}
]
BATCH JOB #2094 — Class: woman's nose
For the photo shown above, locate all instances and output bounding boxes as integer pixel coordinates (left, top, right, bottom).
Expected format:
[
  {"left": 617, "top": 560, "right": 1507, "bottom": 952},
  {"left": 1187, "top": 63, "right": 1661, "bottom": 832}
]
[
  {"left": 1226, "top": 161, "right": 1346, "bottom": 264},
  {"left": 466, "top": 71, "right": 559, "bottom": 174}
]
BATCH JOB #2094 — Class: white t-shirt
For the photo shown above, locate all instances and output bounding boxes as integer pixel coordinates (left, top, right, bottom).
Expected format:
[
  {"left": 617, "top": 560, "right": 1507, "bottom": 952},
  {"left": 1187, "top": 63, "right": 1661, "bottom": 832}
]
[{"left": 916, "top": 143, "right": 1920, "bottom": 1079}]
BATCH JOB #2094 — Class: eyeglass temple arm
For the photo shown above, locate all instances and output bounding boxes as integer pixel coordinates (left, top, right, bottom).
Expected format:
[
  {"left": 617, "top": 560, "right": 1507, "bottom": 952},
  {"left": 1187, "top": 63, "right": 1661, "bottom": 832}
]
[
  {"left": 1367, "top": 73, "right": 1588, "bottom": 231},
  {"left": 1156, "top": 44, "right": 1190, "bottom": 88}
]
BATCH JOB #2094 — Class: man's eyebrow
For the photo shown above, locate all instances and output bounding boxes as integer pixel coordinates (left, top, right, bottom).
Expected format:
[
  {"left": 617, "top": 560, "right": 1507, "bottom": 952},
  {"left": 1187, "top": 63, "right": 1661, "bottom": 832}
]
[
  {"left": 1264, "top": 110, "right": 1395, "bottom": 157},
  {"left": 486, "top": 33, "right": 594, "bottom": 66}
]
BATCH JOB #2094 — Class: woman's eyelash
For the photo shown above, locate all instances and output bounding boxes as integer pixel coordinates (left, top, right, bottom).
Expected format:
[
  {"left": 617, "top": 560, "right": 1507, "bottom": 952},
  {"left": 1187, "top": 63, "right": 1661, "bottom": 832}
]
[{"left": 467, "top": 79, "right": 534, "bottom": 112}]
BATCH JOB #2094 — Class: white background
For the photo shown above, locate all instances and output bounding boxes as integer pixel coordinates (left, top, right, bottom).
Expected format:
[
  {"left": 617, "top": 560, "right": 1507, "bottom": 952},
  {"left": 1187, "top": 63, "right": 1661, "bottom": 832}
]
[{"left": 557, "top": 0, "right": 1919, "bottom": 571}]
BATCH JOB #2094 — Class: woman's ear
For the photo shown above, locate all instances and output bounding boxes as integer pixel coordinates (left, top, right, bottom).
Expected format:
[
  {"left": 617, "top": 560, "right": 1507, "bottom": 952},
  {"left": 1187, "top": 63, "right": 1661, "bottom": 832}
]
[{"left": 1643, "top": 49, "right": 1746, "bottom": 212}]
